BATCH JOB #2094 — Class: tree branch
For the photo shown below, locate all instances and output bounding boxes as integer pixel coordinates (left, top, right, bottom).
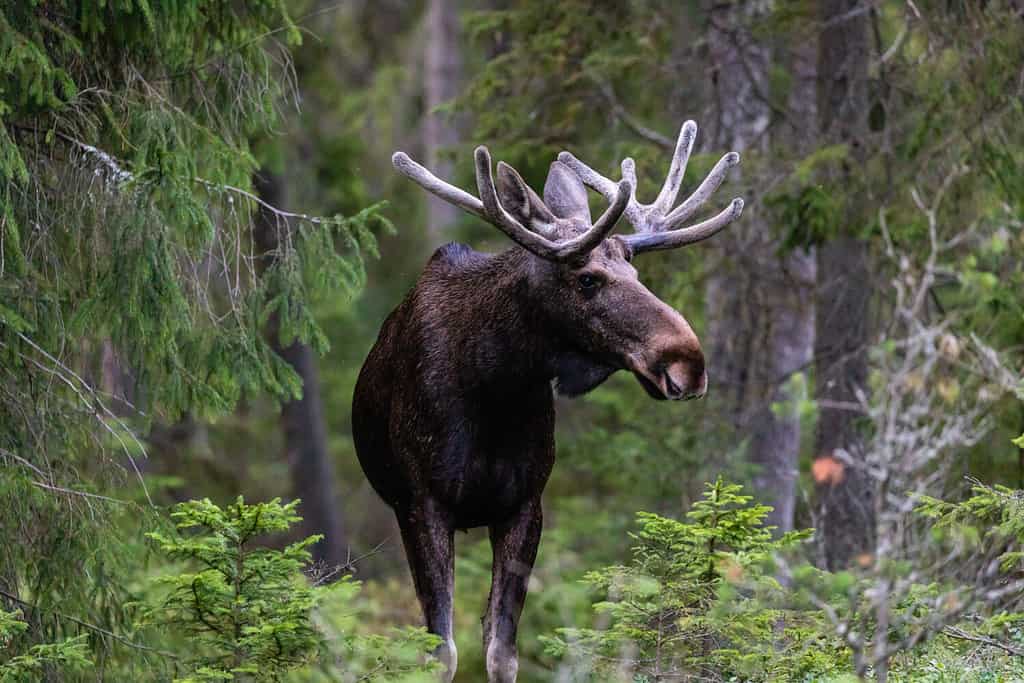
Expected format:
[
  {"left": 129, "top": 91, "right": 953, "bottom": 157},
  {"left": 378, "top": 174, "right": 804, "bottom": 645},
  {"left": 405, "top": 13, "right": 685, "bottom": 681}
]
[
  {"left": 590, "top": 79, "right": 675, "bottom": 151},
  {"left": 0, "top": 589, "right": 178, "bottom": 659},
  {"left": 942, "top": 625, "right": 1024, "bottom": 658}
]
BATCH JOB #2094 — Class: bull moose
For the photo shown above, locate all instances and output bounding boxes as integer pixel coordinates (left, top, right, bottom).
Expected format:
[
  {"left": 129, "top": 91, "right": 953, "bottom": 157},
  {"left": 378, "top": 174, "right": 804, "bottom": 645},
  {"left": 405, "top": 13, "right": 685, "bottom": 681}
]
[{"left": 352, "top": 120, "right": 743, "bottom": 682}]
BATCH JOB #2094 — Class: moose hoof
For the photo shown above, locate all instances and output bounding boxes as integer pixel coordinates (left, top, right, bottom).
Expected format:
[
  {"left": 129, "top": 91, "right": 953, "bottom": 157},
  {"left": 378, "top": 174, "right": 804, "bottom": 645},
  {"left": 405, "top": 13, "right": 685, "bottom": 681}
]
[
  {"left": 485, "top": 640, "right": 518, "bottom": 683},
  {"left": 436, "top": 638, "right": 457, "bottom": 682}
]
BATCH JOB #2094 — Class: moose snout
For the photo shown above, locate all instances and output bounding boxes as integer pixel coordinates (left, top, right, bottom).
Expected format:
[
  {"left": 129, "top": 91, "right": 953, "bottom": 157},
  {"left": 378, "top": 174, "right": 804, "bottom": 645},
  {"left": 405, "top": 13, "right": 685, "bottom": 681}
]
[
  {"left": 620, "top": 291, "right": 709, "bottom": 401},
  {"left": 643, "top": 306, "right": 708, "bottom": 401}
]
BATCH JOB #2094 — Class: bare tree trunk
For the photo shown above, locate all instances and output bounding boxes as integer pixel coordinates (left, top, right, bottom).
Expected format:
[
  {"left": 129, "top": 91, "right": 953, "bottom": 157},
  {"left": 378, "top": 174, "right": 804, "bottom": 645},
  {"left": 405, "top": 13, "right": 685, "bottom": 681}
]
[
  {"left": 423, "top": 0, "right": 462, "bottom": 238},
  {"left": 253, "top": 171, "right": 348, "bottom": 570},
  {"left": 813, "top": 0, "right": 875, "bottom": 569},
  {"left": 704, "top": 0, "right": 772, "bottom": 418},
  {"left": 705, "top": 3, "right": 816, "bottom": 533}
]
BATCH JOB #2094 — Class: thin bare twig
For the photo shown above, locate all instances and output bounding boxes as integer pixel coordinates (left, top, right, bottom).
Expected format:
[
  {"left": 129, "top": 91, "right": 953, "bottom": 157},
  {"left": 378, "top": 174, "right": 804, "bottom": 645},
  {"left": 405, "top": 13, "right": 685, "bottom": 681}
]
[
  {"left": 942, "top": 625, "right": 1024, "bottom": 658},
  {"left": 591, "top": 79, "right": 675, "bottom": 150}
]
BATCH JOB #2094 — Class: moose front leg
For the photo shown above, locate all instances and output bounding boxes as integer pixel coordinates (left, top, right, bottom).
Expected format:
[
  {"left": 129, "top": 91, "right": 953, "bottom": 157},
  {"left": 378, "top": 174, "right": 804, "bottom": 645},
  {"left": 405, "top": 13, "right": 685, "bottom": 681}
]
[
  {"left": 483, "top": 497, "right": 542, "bottom": 683},
  {"left": 397, "top": 500, "right": 458, "bottom": 682}
]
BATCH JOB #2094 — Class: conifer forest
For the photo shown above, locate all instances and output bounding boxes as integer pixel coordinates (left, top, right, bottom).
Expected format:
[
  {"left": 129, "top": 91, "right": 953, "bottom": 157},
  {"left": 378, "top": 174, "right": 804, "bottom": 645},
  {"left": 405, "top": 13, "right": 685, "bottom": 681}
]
[{"left": 3, "top": 1, "right": 1024, "bottom": 681}]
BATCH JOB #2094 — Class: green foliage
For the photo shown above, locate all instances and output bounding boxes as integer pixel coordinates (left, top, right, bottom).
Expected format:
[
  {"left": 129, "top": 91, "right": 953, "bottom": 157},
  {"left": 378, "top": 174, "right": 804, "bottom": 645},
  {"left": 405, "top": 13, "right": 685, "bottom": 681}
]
[
  {"left": 765, "top": 144, "right": 850, "bottom": 251},
  {"left": 459, "top": 2, "right": 696, "bottom": 186},
  {"left": 142, "top": 496, "right": 440, "bottom": 682},
  {"left": 142, "top": 497, "right": 328, "bottom": 680},
  {"left": 917, "top": 482, "right": 1024, "bottom": 572},
  {"left": 546, "top": 479, "right": 1024, "bottom": 681},
  {"left": 886, "top": 633, "right": 1024, "bottom": 682},
  {"left": 0, "top": 609, "right": 91, "bottom": 682},
  {"left": 287, "top": 578, "right": 441, "bottom": 683},
  {"left": 768, "top": 478, "right": 1024, "bottom": 681},
  {"left": 544, "top": 479, "right": 828, "bottom": 681},
  {"left": 0, "top": 2, "right": 387, "bottom": 674},
  {"left": 461, "top": 3, "right": 635, "bottom": 159},
  {"left": 769, "top": 182, "right": 841, "bottom": 250}
]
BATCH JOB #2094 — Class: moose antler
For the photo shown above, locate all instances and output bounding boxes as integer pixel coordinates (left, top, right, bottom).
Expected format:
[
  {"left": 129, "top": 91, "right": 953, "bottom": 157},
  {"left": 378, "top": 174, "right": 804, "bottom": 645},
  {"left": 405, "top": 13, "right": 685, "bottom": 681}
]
[
  {"left": 392, "top": 146, "right": 632, "bottom": 262},
  {"left": 558, "top": 121, "right": 744, "bottom": 253}
]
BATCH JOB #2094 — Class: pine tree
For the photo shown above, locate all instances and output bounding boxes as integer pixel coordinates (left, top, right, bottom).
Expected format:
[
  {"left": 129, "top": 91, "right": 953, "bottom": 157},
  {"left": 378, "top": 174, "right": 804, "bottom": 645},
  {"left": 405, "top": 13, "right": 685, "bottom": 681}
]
[
  {"left": 0, "top": 2, "right": 383, "bottom": 675},
  {"left": 544, "top": 479, "right": 820, "bottom": 681}
]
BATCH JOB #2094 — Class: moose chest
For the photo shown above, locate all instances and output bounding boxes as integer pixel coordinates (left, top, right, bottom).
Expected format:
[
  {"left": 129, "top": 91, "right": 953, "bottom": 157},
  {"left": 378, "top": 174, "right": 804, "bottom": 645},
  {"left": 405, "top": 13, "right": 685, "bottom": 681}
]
[{"left": 419, "top": 384, "right": 557, "bottom": 529}]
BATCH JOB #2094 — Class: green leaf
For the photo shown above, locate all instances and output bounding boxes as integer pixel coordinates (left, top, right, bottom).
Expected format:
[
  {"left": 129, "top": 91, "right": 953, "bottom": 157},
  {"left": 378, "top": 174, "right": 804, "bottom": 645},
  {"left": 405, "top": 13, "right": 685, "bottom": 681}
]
[{"left": 0, "top": 303, "right": 33, "bottom": 332}]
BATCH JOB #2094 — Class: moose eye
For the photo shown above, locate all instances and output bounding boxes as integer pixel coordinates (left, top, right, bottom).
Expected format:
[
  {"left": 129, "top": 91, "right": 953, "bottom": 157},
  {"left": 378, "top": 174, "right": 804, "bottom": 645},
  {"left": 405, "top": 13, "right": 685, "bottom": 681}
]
[{"left": 577, "top": 273, "right": 602, "bottom": 292}]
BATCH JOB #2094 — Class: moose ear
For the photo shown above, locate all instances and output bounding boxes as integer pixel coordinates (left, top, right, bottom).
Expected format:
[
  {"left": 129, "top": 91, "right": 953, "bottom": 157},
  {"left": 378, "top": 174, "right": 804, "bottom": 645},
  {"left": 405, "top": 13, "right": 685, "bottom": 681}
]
[
  {"left": 496, "top": 162, "right": 556, "bottom": 226},
  {"left": 543, "top": 161, "right": 592, "bottom": 222}
]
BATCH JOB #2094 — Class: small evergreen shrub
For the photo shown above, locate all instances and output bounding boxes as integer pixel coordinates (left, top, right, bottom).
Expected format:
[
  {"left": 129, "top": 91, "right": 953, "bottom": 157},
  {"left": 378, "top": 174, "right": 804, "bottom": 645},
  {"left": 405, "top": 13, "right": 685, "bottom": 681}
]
[
  {"left": 543, "top": 478, "right": 846, "bottom": 681},
  {"left": 142, "top": 497, "right": 330, "bottom": 681},
  {"left": 141, "top": 496, "right": 440, "bottom": 682}
]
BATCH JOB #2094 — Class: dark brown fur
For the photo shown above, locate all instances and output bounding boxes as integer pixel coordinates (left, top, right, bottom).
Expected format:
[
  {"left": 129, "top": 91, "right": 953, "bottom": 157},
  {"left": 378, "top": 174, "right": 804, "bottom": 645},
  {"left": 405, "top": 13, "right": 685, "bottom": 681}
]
[{"left": 352, "top": 164, "right": 708, "bottom": 682}]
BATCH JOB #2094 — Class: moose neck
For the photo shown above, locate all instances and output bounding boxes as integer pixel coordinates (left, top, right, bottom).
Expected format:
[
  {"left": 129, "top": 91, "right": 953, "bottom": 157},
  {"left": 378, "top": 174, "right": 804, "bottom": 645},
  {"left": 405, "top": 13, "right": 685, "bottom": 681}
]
[
  {"left": 433, "top": 246, "right": 615, "bottom": 399},
  {"left": 452, "top": 248, "right": 555, "bottom": 385}
]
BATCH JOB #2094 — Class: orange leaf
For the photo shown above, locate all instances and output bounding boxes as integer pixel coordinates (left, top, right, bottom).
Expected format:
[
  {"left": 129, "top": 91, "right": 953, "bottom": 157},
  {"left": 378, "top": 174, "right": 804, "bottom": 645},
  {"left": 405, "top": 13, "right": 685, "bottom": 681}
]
[{"left": 812, "top": 455, "right": 845, "bottom": 486}]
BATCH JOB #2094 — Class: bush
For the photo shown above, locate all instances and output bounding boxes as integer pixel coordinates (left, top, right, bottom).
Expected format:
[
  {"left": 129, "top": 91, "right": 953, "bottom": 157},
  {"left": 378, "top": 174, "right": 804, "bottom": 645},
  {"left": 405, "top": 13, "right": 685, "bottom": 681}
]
[
  {"left": 141, "top": 497, "right": 439, "bottom": 682},
  {"left": 542, "top": 478, "right": 846, "bottom": 681}
]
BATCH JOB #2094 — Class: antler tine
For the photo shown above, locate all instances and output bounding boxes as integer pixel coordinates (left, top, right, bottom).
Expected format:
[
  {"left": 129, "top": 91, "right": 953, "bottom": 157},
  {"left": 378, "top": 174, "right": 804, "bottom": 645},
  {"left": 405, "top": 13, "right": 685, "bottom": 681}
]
[
  {"left": 589, "top": 173, "right": 634, "bottom": 243},
  {"left": 558, "top": 152, "right": 645, "bottom": 228},
  {"left": 391, "top": 146, "right": 631, "bottom": 262},
  {"left": 624, "top": 198, "right": 745, "bottom": 252},
  {"left": 653, "top": 120, "right": 697, "bottom": 215},
  {"left": 662, "top": 151, "right": 740, "bottom": 230},
  {"left": 556, "top": 151, "right": 619, "bottom": 201},
  {"left": 474, "top": 146, "right": 632, "bottom": 261},
  {"left": 392, "top": 152, "right": 487, "bottom": 220},
  {"left": 558, "top": 120, "right": 744, "bottom": 253}
]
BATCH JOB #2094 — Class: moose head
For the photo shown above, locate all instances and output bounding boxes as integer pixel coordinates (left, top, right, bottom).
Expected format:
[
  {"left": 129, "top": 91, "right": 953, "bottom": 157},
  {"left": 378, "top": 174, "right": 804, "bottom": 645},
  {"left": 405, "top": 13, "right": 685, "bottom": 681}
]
[
  {"left": 354, "top": 121, "right": 743, "bottom": 682},
  {"left": 392, "top": 120, "right": 743, "bottom": 403}
]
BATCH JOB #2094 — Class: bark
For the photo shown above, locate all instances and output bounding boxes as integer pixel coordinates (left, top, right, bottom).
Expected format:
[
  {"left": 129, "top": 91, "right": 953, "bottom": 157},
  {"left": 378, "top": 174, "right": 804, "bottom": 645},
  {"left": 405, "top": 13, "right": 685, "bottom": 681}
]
[
  {"left": 705, "top": 4, "right": 817, "bottom": 533},
  {"left": 813, "top": 0, "right": 875, "bottom": 569},
  {"left": 423, "top": 0, "right": 463, "bottom": 237},
  {"left": 253, "top": 171, "right": 348, "bottom": 570},
  {"left": 704, "top": 1, "right": 772, "bottom": 419}
]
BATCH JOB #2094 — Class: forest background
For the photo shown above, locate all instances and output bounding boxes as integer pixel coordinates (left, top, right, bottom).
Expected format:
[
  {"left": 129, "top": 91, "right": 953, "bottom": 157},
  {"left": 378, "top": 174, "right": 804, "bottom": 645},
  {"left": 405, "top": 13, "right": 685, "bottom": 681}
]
[{"left": 2, "top": 1, "right": 1024, "bottom": 681}]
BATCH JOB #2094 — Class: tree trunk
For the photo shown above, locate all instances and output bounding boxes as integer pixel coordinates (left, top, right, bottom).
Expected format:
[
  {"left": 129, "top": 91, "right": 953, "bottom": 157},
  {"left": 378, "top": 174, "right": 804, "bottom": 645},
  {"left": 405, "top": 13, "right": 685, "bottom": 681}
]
[
  {"left": 423, "top": 0, "right": 462, "bottom": 237},
  {"left": 705, "top": 3, "right": 816, "bottom": 533},
  {"left": 813, "top": 0, "right": 875, "bottom": 569},
  {"left": 253, "top": 171, "right": 348, "bottom": 570},
  {"left": 704, "top": 0, "right": 770, "bottom": 424}
]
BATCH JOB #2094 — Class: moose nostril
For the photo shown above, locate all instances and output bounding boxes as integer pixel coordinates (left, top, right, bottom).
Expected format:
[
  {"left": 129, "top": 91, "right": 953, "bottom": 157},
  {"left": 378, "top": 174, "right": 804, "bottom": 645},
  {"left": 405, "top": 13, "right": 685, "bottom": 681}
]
[
  {"left": 661, "top": 356, "right": 707, "bottom": 401},
  {"left": 663, "top": 370, "right": 684, "bottom": 399}
]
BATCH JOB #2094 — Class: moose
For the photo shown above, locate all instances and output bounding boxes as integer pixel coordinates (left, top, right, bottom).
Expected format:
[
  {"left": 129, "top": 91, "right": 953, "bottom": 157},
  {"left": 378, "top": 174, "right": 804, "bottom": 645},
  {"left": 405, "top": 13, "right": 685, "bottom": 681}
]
[{"left": 352, "top": 120, "right": 743, "bottom": 682}]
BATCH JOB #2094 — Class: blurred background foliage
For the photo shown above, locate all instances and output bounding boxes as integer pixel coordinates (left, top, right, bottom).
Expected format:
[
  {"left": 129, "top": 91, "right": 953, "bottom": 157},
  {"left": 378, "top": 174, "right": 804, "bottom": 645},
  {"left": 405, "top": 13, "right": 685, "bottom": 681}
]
[{"left": 1, "top": 0, "right": 1024, "bottom": 681}]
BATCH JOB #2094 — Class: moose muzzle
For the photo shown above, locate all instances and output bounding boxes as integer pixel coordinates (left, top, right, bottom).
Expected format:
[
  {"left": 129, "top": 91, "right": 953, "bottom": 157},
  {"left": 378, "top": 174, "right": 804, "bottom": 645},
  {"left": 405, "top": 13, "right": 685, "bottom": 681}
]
[
  {"left": 625, "top": 313, "right": 708, "bottom": 402},
  {"left": 629, "top": 350, "right": 707, "bottom": 401}
]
